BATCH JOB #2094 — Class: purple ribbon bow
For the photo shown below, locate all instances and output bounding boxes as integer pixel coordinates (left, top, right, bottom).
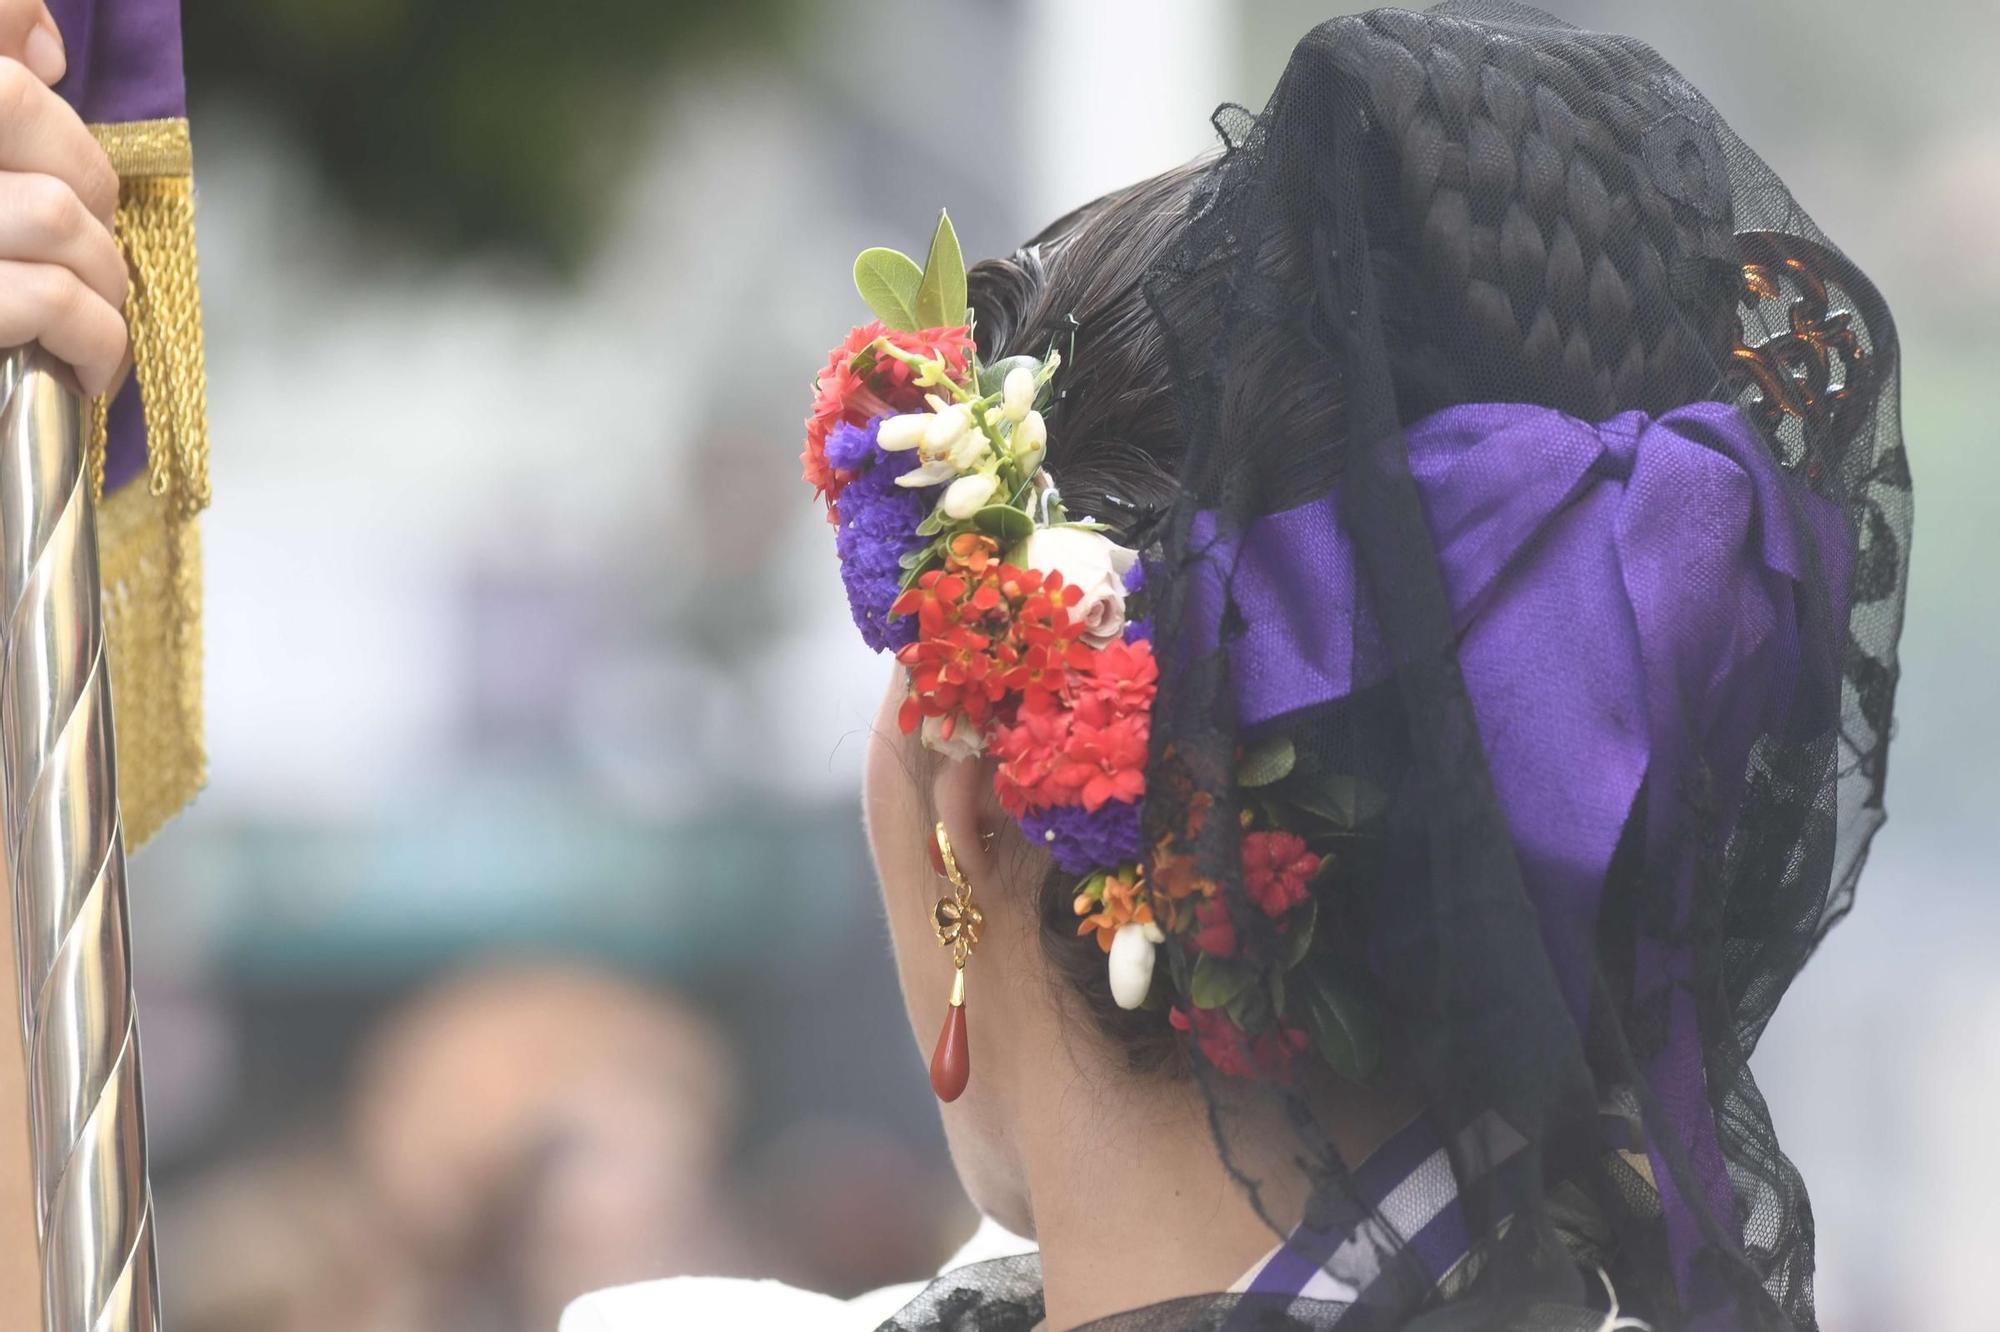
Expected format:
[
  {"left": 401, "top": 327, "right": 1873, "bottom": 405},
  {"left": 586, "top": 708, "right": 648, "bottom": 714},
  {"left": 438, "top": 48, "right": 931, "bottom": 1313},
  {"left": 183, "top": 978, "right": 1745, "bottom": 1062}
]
[{"left": 1193, "top": 400, "right": 1852, "bottom": 1308}]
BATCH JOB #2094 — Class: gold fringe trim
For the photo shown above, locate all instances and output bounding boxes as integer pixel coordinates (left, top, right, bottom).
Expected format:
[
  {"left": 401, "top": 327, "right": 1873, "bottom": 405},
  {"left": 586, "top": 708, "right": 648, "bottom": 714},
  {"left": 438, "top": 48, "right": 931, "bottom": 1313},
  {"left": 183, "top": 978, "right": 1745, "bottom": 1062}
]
[
  {"left": 98, "top": 483, "right": 204, "bottom": 849},
  {"left": 87, "top": 117, "right": 211, "bottom": 848},
  {"left": 91, "top": 119, "right": 194, "bottom": 180}
]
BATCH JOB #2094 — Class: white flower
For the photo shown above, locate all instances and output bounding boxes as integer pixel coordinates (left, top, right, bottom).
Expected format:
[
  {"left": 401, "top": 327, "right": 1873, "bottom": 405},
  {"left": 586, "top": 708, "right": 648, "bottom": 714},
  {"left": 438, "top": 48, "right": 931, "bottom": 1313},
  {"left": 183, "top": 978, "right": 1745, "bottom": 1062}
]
[
  {"left": 1013, "top": 409, "right": 1047, "bottom": 472},
  {"left": 941, "top": 472, "right": 999, "bottom": 520},
  {"left": 895, "top": 460, "right": 958, "bottom": 488},
  {"left": 920, "top": 713, "right": 984, "bottom": 761},
  {"left": 946, "top": 427, "right": 990, "bottom": 473},
  {"left": 1011, "top": 525, "right": 1139, "bottom": 646},
  {"left": 893, "top": 400, "right": 992, "bottom": 488},
  {"left": 1108, "top": 921, "right": 1165, "bottom": 1010},
  {"left": 876, "top": 413, "right": 929, "bottom": 452},
  {"left": 923, "top": 403, "right": 973, "bottom": 453},
  {"left": 1002, "top": 366, "right": 1036, "bottom": 422}
]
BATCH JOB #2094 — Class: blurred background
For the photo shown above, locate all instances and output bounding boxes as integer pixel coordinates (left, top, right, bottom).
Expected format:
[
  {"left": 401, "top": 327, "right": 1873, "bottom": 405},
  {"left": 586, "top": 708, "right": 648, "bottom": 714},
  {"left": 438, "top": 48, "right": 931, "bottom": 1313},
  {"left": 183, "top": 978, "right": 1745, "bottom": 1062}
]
[{"left": 126, "top": 2, "right": 1993, "bottom": 1329}]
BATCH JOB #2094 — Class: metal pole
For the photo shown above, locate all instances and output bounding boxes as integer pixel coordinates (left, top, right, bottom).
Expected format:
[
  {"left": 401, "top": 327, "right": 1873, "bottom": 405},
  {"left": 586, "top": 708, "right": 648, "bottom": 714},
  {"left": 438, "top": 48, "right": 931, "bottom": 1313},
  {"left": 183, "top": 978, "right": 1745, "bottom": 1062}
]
[{"left": 1, "top": 345, "right": 160, "bottom": 1332}]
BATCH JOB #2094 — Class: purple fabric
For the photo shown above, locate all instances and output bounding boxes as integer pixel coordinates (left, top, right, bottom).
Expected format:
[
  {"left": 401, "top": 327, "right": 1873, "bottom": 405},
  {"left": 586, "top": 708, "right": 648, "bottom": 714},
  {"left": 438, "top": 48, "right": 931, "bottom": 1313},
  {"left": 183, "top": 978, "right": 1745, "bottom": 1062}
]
[
  {"left": 1235, "top": 1109, "right": 1534, "bottom": 1320},
  {"left": 48, "top": 0, "right": 187, "bottom": 122},
  {"left": 1191, "top": 401, "right": 1853, "bottom": 1308},
  {"left": 102, "top": 379, "right": 143, "bottom": 492},
  {"left": 47, "top": 0, "right": 189, "bottom": 495}
]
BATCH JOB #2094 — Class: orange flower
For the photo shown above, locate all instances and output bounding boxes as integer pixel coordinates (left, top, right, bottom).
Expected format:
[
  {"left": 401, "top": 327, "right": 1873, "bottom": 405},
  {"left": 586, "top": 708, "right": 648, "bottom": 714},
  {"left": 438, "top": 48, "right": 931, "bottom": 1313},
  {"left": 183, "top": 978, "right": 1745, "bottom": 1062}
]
[
  {"left": 891, "top": 536, "right": 1041, "bottom": 737},
  {"left": 1074, "top": 865, "right": 1153, "bottom": 953}
]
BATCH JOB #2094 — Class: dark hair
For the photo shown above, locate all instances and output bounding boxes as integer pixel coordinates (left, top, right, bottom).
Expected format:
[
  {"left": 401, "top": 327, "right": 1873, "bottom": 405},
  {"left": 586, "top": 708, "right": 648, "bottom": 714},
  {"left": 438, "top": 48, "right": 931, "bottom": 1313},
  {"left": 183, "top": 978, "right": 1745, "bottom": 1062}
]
[{"left": 965, "top": 30, "right": 1744, "bottom": 1070}]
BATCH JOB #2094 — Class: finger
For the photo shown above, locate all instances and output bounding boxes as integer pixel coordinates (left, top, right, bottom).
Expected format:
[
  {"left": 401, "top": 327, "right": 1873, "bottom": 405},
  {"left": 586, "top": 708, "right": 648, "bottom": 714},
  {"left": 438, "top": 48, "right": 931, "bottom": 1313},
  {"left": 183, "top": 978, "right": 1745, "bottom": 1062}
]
[
  {"left": 0, "top": 3, "right": 61, "bottom": 85},
  {"left": 0, "top": 258, "right": 129, "bottom": 394},
  {"left": 0, "top": 172, "right": 127, "bottom": 310},
  {"left": 0, "top": 59, "right": 118, "bottom": 226}
]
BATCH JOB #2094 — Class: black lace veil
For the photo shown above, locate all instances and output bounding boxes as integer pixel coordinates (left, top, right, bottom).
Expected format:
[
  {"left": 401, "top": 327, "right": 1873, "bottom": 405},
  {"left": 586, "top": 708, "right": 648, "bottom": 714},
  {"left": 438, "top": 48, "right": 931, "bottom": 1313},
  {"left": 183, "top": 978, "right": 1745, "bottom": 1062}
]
[{"left": 892, "top": 5, "right": 1907, "bottom": 1329}]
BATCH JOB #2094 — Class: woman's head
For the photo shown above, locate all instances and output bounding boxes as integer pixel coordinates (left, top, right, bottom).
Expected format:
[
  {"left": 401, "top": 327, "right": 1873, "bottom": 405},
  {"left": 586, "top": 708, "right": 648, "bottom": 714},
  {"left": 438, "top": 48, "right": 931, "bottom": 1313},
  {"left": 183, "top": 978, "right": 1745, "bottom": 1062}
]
[
  {"left": 865, "top": 14, "right": 1755, "bottom": 1098},
  {"left": 829, "top": 6, "right": 1906, "bottom": 1324}
]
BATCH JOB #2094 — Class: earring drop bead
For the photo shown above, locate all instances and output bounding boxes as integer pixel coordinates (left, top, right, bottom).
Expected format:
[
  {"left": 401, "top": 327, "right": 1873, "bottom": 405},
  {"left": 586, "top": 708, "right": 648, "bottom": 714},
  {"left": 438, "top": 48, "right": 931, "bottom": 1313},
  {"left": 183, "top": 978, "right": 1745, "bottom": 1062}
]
[{"left": 930, "top": 980, "right": 970, "bottom": 1102}]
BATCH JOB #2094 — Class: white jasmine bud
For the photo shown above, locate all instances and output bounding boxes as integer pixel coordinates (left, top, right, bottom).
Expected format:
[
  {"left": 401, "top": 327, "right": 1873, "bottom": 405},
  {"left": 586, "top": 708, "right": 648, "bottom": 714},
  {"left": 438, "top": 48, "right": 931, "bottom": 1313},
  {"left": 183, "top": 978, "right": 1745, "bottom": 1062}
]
[
  {"left": 941, "top": 472, "right": 999, "bottom": 520},
  {"left": 947, "top": 429, "right": 991, "bottom": 473},
  {"left": 876, "top": 413, "right": 929, "bottom": 452},
  {"left": 1108, "top": 923, "right": 1157, "bottom": 1010},
  {"left": 924, "top": 403, "right": 974, "bottom": 453},
  {"left": 1002, "top": 366, "right": 1036, "bottom": 422},
  {"left": 1013, "top": 409, "right": 1047, "bottom": 472}
]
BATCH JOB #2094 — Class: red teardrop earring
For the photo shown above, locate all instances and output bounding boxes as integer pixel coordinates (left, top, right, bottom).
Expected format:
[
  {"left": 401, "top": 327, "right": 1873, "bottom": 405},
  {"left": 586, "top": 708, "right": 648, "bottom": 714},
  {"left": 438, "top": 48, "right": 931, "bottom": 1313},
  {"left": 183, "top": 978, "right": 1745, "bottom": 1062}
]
[{"left": 927, "top": 822, "right": 981, "bottom": 1103}]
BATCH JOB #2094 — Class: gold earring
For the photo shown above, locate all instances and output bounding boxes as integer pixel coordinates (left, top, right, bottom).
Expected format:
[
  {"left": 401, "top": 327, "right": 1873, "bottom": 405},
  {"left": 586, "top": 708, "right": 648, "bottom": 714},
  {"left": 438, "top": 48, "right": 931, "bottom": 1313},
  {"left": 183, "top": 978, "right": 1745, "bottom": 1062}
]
[{"left": 927, "top": 822, "right": 981, "bottom": 1102}]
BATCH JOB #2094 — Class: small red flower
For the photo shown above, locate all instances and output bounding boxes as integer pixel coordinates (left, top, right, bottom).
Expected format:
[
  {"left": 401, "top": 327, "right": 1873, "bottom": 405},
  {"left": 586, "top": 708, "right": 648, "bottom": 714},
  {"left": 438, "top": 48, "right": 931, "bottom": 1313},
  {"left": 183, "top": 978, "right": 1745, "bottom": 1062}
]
[
  {"left": 890, "top": 535, "right": 1043, "bottom": 738},
  {"left": 1170, "top": 1006, "right": 1309, "bottom": 1083},
  {"left": 1241, "top": 830, "right": 1320, "bottom": 919},
  {"left": 990, "top": 638, "right": 1157, "bottom": 817},
  {"left": 1190, "top": 897, "right": 1237, "bottom": 957}
]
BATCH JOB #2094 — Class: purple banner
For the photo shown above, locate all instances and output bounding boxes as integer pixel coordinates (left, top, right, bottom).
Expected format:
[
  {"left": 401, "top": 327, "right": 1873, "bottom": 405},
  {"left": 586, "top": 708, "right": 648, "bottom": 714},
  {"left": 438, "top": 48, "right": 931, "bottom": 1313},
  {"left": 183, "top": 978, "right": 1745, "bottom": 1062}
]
[{"left": 48, "top": 0, "right": 186, "bottom": 123}]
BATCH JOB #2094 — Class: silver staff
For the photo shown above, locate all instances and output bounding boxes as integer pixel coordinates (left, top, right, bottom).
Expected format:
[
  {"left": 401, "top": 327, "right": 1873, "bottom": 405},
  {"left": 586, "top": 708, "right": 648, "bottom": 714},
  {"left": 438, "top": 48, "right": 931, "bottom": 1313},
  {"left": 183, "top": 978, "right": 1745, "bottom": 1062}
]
[{"left": 2, "top": 345, "right": 160, "bottom": 1332}]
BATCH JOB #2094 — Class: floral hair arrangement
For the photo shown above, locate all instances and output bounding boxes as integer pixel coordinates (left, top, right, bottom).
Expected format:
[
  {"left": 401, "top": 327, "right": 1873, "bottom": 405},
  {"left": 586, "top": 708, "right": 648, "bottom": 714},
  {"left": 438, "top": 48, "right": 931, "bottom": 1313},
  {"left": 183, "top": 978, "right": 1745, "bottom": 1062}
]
[{"left": 805, "top": 212, "right": 1382, "bottom": 1085}]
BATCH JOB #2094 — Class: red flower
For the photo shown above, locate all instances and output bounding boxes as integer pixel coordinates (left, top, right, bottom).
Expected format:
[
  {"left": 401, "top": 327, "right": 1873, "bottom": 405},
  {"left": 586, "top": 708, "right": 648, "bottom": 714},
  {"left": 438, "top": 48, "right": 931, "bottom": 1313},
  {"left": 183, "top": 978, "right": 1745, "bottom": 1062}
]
[
  {"left": 1190, "top": 897, "right": 1237, "bottom": 957},
  {"left": 1169, "top": 1007, "right": 1310, "bottom": 1083},
  {"left": 890, "top": 535, "right": 1047, "bottom": 738},
  {"left": 1241, "top": 830, "right": 1320, "bottom": 919},
  {"left": 990, "top": 639, "right": 1158, "bottom": 817},
  {"left": 804, "top": 323, "right": 974, "bottom": 513}
]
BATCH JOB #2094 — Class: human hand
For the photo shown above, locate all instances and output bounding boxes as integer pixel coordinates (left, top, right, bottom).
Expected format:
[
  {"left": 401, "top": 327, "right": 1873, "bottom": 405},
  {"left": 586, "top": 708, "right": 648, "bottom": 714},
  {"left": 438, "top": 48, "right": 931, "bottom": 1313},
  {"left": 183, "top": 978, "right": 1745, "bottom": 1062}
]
[{"left": 0, "top": 0, "right": 127, "bottom": 394}]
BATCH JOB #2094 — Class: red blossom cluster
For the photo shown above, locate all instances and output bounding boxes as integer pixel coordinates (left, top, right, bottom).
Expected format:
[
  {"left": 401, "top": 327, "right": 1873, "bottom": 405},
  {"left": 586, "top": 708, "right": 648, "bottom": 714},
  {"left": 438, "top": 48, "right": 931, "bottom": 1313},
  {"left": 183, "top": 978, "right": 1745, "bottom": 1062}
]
[
  {"left": 1241, "top": 830, "right": 1320, "bottom": 918},
  {"left": 889, "top": 533, "right": 1096, "bottom": 744},
  {"left": 803, "top": 322, "right": 974, "bottom": 514},
  {"left": 1179, "top": 830, "right": 1322, "bottom": 959},
  {"left": 1191, "top": 897, "right": 1237, "bottom": 957},
  {"left": 1170, "top": 1006, "right": 1310, "bottom": 1083},
  {"left": 991, "top": 639, "right": 1157, "bottom": 817},
  {"left": 889, "top": 531, "right": 1160, "bottom": 805}
]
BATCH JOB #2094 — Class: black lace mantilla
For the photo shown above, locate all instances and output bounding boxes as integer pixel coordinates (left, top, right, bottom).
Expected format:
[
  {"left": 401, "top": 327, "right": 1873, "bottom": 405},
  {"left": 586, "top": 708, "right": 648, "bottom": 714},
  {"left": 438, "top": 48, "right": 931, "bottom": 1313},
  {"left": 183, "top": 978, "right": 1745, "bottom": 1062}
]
[{"left": 918, "top": 5, "right": 1908, "bottom": 1329}]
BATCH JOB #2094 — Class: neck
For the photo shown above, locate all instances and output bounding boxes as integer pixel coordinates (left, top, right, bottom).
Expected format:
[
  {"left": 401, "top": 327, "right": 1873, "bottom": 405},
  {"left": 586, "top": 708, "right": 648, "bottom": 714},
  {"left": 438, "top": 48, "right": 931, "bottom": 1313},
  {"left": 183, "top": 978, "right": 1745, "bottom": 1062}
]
[
  {"left": 1019, "top": 1076, "right": 1272, "bottom": 1330},
  {"left": 1012, "top": 1061, "right": 1423, "bottom": 1330}
]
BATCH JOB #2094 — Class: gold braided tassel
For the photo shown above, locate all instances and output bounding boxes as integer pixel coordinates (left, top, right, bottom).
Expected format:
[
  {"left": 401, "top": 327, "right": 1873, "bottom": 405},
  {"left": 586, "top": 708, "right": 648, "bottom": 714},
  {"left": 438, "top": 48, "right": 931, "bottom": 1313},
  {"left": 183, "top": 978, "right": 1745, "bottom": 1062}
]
[{"left": 88, "top": 118, "right": 211, "bottom": 849}]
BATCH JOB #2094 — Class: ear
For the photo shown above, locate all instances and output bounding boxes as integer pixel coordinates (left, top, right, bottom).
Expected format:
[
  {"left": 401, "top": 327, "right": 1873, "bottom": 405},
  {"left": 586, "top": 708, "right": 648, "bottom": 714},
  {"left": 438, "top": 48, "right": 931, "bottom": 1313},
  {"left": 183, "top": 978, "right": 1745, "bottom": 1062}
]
[{"left": 930, "top": 754, "right": 1004, "bottom": 891}]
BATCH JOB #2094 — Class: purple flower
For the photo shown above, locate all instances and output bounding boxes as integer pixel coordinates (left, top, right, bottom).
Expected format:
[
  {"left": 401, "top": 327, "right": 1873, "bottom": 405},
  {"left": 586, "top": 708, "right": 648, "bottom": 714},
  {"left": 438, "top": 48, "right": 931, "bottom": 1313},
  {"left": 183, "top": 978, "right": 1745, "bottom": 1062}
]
[
  {"left": 825, "top": 418, "right": 880, "bottom": 472},
  {"left": 1021, "top": 799, "right": 1143, "bottom": 875},
  {"left": 833, "top": 417, "right": 936, "bottom": 652},
  {"left": 1122, "top": 557, "right": 1151, "bottom": 644}
]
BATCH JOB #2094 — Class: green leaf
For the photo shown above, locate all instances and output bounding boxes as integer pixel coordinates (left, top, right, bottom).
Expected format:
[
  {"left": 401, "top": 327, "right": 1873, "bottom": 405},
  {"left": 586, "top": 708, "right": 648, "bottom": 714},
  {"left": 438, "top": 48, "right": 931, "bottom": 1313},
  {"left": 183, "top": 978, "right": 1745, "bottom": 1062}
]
[
  {"left": 914, "top": 210, "right": 968, "bottom": 329},
  {"left": 1282, "top": 900, "right": 1317, "bottom": 970},
  {"left": 1267, "top": 967, "right": 1286, "bottom": 1019},
  {"left": 1237, "top": 735, "right": 1296, "bottom": 788},
  {"left": 1302, "top": 977, "right": 1381, "bottom": 1082},
  {"left": 1309, "top": 852, "right": 1341, "bottom": 888},
  {"left": 1190, "top": 953, "right": 1257, "bottom": 1011},
  {"left": 896, "top": 536, "right": 948, "bottom": 590},
  {"left": 1294, "top": 774, "right": 1389, "bottom": 831},
  {"left": 914, "top": 505, "right": 955, "bottom": 538},
  {"left": 972, "top": 504, "right": 1036, "bottom": 545},
  {"left": 853, "top": 247, "right": 924, "bottom": 331},
  {"left": 977, "top": 355, "right": 1042, "bottom": 399},
  {"left": 1226, "top": 980, "right": 1272, "bottom": 1031}
]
